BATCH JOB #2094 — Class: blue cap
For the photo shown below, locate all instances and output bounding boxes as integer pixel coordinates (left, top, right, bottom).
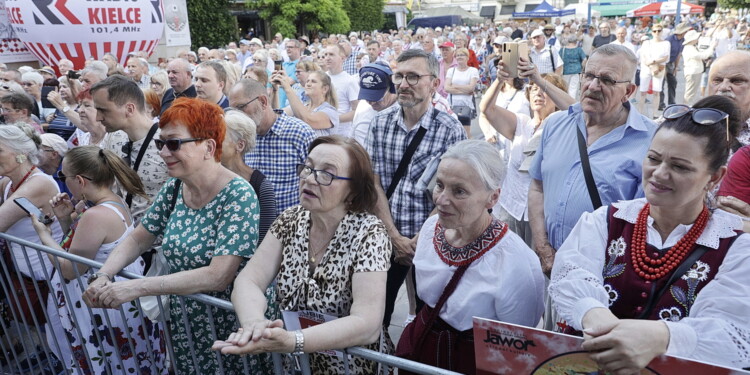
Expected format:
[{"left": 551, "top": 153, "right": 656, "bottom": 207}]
[{"left": 358, "top": 63, "right": 395, "bottom": 102}]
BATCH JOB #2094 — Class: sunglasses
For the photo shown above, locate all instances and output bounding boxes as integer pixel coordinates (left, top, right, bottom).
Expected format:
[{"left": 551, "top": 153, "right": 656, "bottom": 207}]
[
  {"left": 663, "top": 104, "right": 730, "bottom": 141},
  {"left": 154, "top": 138, "right": 205, "bottom": 151},
  {"left": 56, "top": 170, "right": 93, "bottom": 181}
]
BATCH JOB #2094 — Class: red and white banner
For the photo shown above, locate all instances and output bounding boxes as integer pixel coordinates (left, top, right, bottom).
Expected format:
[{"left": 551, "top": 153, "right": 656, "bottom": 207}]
[
  {"left": 0, "top": 0, "right": 35, "bottom": 63},
  {"left": 3, "top": 0, "right": 164, "bottom": 70}
]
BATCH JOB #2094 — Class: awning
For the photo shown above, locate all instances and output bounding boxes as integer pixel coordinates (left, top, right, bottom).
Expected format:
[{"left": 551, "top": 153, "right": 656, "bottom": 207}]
[
  {"left": 499, "top": 5, "right": 516, "bottom": 15},
  {"left": 383, "top": 5, "right": 408, "bottom": 13},
  {"left": 593, "top": 2, "right": 641, "bottom": 17},
  {"left": 480, "top": 5, "right": 496, "bottom": 18}
]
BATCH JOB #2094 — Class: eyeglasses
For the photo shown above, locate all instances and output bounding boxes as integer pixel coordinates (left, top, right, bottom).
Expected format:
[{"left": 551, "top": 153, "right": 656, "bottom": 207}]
[
  {"left": 154, "top": 138, "right": 205, "bottom": 151},
  {"left": 235, "top": 96, "right": 259, "bottom": 111},
  {"left": 581, "top": 72, "right": 630, "bottom": 87},
  {"left": 296, "top": 164, "right": 352, "bottom": 186},
  {"left": 663, "top": 104, "right": 730, "bottom": 141},
  {"left": 391, "top": 73, "right": 434, "bottom": 86},
  {"left": 56, "top": 170, "right": 93, "bottom": 181}
]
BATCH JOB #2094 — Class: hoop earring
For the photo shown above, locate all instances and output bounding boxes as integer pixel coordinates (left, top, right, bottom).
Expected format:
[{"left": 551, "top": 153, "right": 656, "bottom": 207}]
[{"left": 15, "top": 154, "right": 26, "bottom": 164}]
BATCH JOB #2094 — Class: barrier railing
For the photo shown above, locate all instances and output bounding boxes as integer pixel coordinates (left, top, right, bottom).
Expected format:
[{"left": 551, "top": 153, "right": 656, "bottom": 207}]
[{"left": 0, "top": 233, "right": 460, "bottom": 375}]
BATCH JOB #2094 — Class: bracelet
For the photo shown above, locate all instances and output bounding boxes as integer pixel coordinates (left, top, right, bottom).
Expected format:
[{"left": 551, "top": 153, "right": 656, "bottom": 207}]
[{"left": 292, "top": 330, "right": 304, "bottom": 355}]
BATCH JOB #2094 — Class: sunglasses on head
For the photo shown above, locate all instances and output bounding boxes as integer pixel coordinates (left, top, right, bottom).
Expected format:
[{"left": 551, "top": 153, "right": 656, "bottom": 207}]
[
  {"left": 663, "top": 104, "right": 730, "bottom": 141},
  {"left": 154, "top": 138, "right": 205, "bottom": 151}
]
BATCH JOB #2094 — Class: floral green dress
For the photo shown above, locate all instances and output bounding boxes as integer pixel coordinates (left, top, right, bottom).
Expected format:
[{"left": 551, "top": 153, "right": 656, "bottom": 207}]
[{"left": 141, "top": 177, "right": 276, "bottom": 374}]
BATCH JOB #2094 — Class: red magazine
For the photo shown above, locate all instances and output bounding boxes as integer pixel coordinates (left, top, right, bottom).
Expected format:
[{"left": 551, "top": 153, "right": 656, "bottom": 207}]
[{"left": 473, "top": 317, "right": 750, "bottom": 375}]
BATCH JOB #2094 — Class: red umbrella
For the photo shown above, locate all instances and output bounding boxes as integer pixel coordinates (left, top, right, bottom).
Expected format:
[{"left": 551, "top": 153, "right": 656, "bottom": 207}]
[{"left": 627, "top": 1, "right": 704, "bottom": 17}]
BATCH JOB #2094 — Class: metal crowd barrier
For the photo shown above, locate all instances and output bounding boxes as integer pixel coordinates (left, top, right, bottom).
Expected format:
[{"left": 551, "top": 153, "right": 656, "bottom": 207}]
[{"left": 0, "top": 233, "right": 460, "bottom": 375}]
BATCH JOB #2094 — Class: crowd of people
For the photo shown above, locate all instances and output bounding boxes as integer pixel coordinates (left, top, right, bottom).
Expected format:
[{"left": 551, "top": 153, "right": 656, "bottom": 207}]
[{"left": 0, "top": 9, "right": 750, "bottom": 374}]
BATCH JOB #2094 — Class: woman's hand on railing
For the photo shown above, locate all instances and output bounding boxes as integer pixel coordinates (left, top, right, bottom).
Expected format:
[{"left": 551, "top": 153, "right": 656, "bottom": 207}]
[
  {"left": 83, "top": 276, "right": 110, "bottom": 307},
  {"left": 85, "top": 278, "right": 141, "bottom": 308},
  {"left": 212, "top": 319, "right": 294, "bottom": 354}
]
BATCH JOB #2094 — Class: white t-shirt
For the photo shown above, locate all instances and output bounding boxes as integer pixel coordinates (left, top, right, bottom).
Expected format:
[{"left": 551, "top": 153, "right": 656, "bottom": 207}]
[
  {"left": 446, "top": 66, "right": 479, "bottom": 107},
  {"left": 327, "top": 71, "right": 360, "bottom": 137},
  {"left": 639, "top": 39, "right": 670, "bottom": 69},
  {"left": 311, "top": 102, "right": 338, "bottom": 138}
]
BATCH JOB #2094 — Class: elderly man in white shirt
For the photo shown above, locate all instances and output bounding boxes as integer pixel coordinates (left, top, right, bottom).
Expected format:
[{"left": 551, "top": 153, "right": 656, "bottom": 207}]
[{"left": 682, "top": 30, "right": 717, "bottom": 105}]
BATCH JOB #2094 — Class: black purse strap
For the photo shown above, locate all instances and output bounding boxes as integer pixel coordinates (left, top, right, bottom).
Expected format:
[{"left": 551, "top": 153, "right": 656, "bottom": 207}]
[
  {"left": 576, "top": 126, "right": 602, "bottom": 209},
  {"left": 637, "top": 245, "right": 710, "bottom": 319},
  {"left": 125, "top": 123, "right": 159, "bottom": 207},
  {"left": 385, "top": 109, "right": 437, "bottom": 199},
  {"left": 414, "top": 262, "right": 471, "bottom": 350}
]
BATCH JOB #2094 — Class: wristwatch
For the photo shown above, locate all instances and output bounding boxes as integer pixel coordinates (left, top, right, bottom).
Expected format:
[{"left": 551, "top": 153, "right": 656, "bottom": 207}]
[
  {"left": 62, "top": 105, "right": 70, "bottom": 113},
  {"left": 87, "top": 272, "right": 113, "bottom": 285}
]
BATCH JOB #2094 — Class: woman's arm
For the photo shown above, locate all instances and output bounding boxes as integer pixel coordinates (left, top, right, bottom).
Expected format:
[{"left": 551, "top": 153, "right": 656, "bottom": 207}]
[
  {"left": 274, "top": 73, "right": 333, "bottom": 130},
  {"left": 518, "top": 57, "right": 575, "bottom": 110},
  {"left": 35, "top": 206, "right": 112, "bottom": 280},
  {"left": 0, "top": 177, "right": 57, "bottom": 232},
  {"left": 445, "top": 68, "right": 477, "bottom": 95},
  {"left": 479, "top": 67, "right": 519, "bottom": 141},
  {"left": 548, "top": 205, "right": 611, "bottom": 330},
  {"left": 214, "top": 270, "right": 387, "bottom": 355}
]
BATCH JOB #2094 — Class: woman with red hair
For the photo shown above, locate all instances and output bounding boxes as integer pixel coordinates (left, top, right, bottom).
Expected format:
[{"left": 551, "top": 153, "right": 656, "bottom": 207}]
[{"left": 84, "top": 97, "right": 274, "bottom": 374}]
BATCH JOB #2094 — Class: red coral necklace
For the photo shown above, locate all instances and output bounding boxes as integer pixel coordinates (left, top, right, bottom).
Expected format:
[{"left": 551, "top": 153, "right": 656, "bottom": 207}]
[{"left": 630, "top": 203, "right": 709, "bottom": 281}]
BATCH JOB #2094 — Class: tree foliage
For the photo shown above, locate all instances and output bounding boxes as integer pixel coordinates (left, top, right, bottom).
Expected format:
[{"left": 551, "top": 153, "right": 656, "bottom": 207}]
[
  {"left": 343, "top": 0, "right": 385, "bottom": 32},
  {"left": 717, "top": 0, "right": 748, "bottom": 9},
  {"left": 256, "top": 0, "right": 351, "bottom": 37},
  {"left": 187, "top": 0, "right": 238, "bottom": 49}
]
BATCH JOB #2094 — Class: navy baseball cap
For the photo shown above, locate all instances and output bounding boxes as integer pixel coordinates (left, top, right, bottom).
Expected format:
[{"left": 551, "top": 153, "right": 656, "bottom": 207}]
[{"left": 358, "top": 63, "right": 395, "bottom": 102}]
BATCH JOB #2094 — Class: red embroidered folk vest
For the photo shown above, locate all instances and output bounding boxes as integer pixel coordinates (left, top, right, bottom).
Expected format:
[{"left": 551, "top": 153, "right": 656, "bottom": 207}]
[{"left": 603, "top": 206, "right": 737, "bottom": 321}]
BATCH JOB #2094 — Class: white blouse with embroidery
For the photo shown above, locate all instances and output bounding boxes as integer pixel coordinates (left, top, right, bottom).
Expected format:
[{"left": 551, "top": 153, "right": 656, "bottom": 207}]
[
  {"left": 414, "top": 215, "right": 545, "bottom": 331},
  {"left": 549, "top": 198, "right": 750, "bottom": 369}
]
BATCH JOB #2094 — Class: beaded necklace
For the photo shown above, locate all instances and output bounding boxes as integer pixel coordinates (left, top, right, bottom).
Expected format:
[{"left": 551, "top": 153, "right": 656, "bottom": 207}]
[
  {"left": 10, "top": 165, "right": 36, "bottom": 194},
  {"left": 630, "top": 203, "right": 709, "bottom": 281}
]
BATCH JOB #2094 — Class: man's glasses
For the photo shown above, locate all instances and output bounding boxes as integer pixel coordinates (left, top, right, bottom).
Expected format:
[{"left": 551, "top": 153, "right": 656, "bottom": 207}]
[
  {"left": 581, "top": 72, "right": 630, "bottom": 87},
  {"left": 296, "top": 164, "right": 351, "bottom": 186},
  {"left": 56, "top": 170, "right": 93, "bottom": 181},
  {"left": 391, "top": 73, "right": 434, "bottom": 86},
  {"left": 663, "top": 104, "right": 730, "bottom": 141},
  {"left": 154, "top": 138, "right": 205, "bottom": 151},
  {"left": 235, "top": 96, "right": 259, "bottom": 111}
]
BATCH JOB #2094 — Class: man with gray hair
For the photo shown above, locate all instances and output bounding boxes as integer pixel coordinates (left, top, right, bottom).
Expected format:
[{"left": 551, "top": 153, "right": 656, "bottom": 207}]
[
  {"left": 126, "top": 57, "right": 149, "bottom": 88},
  {"left": 707, "top": 51, "right": 750, "bottom": 145},
  {"left": 526, "top": 44, "right": 656, "bottom": 329},
  {"left": 229, "top": 78, "right": 315, "bottom": 214},
  {"left": 366, "top": 49, "right": 466, "bottom": 327},
  {"left": 57, "top": 59, "right": 74, "bottom": 77},
  {"left": 161, "top": 58, "right": 196, "bottom": 113},
  {"left": 38, "top": 133, "right": 70, "bottom": 194},
  {"left": 80, "top": 61, "right": 109, "bottom": 90}
]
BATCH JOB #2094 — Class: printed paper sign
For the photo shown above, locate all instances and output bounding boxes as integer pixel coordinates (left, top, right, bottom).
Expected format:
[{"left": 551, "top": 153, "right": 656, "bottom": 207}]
[
  {"left": 283, "top": 310, "right": 343, "bottom": 359},
  {"left": 473, "top": 317, "right": 750, "bottom": 375}
]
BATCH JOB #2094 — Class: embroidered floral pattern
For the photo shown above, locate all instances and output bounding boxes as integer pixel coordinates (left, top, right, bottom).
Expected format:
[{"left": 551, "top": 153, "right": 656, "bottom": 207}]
[
  {"left": 603, "top": 237, "right": 627, "bottom": 279},
  {"left": 604, "top": 284, "right": 619, "bottom": 306},
  {"left": 659, "top": 307, "right": 683, "bottom": 322},
  {"left": 682, "top": 260, "right": 710, "bottom": 282},
  {"left": 433, "top": 219, "right": 507, "bottom": 266}
]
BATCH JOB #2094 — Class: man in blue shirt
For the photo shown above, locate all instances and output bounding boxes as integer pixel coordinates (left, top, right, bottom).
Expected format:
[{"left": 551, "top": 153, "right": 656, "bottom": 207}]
[
  {"left": 659, "top": 23, "right": 690, "bottom": 110},
  {"left": 528, "top": 43, "right": 656, "bottom": 279},
  {"left": 278, "top": 39, "right": 301, "bottom": 108}
]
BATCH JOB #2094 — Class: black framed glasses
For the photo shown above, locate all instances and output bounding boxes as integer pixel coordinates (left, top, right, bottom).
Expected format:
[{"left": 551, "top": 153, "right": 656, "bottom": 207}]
[
  {"left": 296, "top": 164, "right": 352, "bottom": 186},
  {"left": 581, "top": 72, "right": 630, "bottom": 87},
  {"left": 154, "top": 138, "right": 205, "bottom": 151},
  {"left": 663, "top": 104, "right": 730, "bottom": 141},
  {"left": 56, "top": 170, "right": 92, "bottom": 181},
  {"left": 391, "top": 73, "right": 434, "bottom": 86},
  {"left": 235, "top": 97, "right": 259, "bottom": 111}
]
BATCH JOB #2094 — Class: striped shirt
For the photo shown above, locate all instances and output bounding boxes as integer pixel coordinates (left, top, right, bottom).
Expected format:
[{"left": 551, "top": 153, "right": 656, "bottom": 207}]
[
  {"left": 528, "top": 102, "right": 657, "bottom": 249},
  {"left": 245, "top": 110, "right": 315, "bottom": 215},
  {"left": 366, "top": 105, "right": 466, "bottom": 238}
]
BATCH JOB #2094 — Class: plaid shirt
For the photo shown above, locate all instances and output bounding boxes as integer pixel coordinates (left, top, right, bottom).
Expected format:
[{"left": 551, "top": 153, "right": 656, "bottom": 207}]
[
  {"left": 343, "top": 49, "right": 359, "bottom": 76},
  {"left": 367, "top": 105, "right": 466, "bottom": 238},
  {"left": 245, "top": 110, "right": 315, "bottom": 215},
  {"left": 530, "top": 45, "right": 564, "bottom": 74}
]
